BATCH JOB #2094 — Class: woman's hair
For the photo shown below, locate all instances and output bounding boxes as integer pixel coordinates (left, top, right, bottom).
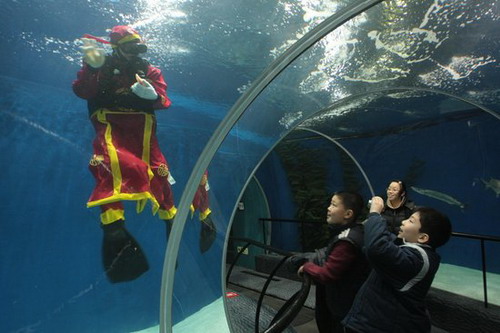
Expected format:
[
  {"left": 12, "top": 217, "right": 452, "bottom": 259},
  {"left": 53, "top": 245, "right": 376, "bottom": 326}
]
[
  {"left": 334, "top": 191, "right": 364, "bottom": 221},
  {"left": 417, "top": 207, "right": 452, "bottom": 248}
]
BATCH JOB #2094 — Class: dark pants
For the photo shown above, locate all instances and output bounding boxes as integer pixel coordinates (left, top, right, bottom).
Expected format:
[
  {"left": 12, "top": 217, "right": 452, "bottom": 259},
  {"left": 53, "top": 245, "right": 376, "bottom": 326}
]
[{"left": 315, "top": 285, "right": 344, "bottom": 333}]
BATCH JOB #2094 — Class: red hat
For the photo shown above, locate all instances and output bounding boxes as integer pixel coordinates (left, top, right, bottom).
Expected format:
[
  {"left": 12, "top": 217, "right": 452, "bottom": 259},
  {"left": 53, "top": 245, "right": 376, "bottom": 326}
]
[{"left": 109, "top": 25, "right": 142, "bottom": 47}]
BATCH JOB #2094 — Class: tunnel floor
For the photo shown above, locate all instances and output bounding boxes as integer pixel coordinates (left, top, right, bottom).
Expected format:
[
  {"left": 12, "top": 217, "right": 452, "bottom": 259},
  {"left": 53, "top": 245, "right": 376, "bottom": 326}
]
[{"left": 228, "top": 263, "right": 500, "bottom": 333}]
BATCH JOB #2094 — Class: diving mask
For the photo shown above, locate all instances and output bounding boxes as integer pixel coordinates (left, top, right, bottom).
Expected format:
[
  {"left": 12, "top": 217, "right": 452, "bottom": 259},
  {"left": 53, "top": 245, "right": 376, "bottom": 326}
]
[{"left": 119, "top": 42, "right": 148, "bottom": 55}]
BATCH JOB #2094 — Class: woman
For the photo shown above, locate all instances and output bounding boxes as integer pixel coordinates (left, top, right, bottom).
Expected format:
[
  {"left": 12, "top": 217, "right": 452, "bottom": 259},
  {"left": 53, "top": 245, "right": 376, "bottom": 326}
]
[{"left": 381, "top": 180, "right": 415, "bottom": 234}]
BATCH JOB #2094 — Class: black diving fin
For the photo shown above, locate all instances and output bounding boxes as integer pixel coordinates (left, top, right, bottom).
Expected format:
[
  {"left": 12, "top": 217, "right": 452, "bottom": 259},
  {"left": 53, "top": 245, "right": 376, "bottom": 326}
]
[
  {"left": 101, "top": 220, "right": 149, "bottom": 283},
  {"left": 199, "top": 214, "right": 216, "bottom": 253}
]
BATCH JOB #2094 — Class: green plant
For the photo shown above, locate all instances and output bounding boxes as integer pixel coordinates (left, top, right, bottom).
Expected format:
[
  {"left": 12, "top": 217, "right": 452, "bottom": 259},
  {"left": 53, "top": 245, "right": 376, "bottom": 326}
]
[{"left": 276, "top": 141, "right": 331, "bottom": 251}]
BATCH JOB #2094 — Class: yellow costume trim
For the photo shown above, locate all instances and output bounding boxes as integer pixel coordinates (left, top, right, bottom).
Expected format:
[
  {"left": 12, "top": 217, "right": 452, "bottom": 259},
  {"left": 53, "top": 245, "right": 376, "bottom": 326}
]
[
  {"left": 158, "top": 206, "right": 177, "bottom": 220},
  {"left": 111, "top": 33, "right": 142, "bottom": 48},
  {"left": 96, "top": 110, "right": 123, "bottom": 196},
  {"left": 101, "top": 209, "right": 125, "bottom": 224},
  {"left": 199, "top": 208, "right": 212, "bottom": 221},
  {"left": 157, "top": 164, "right": 169, "bottom": 177},
  {"left": 89, "top": 154, "right": 104, "bottom": 166},
  {"left": 87, "top": 191, "right": 160, "bottom": 213},
  {"left": 190, "top": 204, "right": 195, "bottom": 218},
  {"left": 89, "top": 110, "right": 161, "bottom": 214},
  {"left": 136, "top": 199, "right": 148, "bottom": 214},
  {"left": 200, "top": 174, "right": 208, "bottom": 186},
  {"left": 117, "top": 33, "right": 141, "bottom": 45},
  {"left": 142, "top": 114, "right": 155, "bottom": 181},
  {"left": 87, "top": 191, "right": 158, "bottom": 207}
]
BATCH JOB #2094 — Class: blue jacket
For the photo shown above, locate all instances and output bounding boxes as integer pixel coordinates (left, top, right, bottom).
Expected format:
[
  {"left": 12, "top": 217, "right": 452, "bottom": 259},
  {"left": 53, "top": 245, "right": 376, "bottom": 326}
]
[{"left": 342, "top": 213, "right": 440, "bottom": 333}]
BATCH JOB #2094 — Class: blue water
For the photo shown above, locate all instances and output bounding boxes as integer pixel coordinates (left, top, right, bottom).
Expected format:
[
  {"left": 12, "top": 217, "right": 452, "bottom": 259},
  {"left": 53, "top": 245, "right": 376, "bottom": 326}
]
[{"left": 1, "top": 1, "right": 499, "bottom": 332}]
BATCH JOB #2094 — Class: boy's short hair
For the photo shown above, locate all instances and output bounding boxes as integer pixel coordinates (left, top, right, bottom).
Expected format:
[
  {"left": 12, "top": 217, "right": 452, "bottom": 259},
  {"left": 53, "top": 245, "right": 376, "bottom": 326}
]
[
  {"left": 334, "top": 191, "right": 364, "bottom": 221},
  {"left": 416, "top": 207, "right": 452, "bottom": 248}
]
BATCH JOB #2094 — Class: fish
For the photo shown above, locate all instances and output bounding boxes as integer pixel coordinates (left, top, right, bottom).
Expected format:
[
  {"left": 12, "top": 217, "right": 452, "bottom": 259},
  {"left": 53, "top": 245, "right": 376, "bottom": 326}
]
[
  {"left": 410, "top": 186, "right": 466, "bottom": 210},
  {"left": 478, "top": 178, "right": 500, "bottom": 198}
]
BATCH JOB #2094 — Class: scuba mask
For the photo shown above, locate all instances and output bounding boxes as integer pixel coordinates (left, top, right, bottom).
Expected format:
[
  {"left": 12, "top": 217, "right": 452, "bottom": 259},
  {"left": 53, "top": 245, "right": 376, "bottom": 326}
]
[{"left": 119, "top": 42, "right": 148, "bottom": 55}]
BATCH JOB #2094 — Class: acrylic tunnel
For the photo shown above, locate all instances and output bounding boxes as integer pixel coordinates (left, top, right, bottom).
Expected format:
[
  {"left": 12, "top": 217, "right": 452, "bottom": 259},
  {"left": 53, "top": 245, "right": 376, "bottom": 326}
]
[{"left": 1, "top": 1, "right": 499, "bottom": 333}]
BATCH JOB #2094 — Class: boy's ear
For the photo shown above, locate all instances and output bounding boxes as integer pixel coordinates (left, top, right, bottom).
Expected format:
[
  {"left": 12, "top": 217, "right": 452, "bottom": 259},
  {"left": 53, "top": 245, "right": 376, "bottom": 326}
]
[
  {"left": 417, "top": 232, "right": 429, "bottom": 244},
  {"left": 344, "top": 209, "right": 354, "bottom": 220}
]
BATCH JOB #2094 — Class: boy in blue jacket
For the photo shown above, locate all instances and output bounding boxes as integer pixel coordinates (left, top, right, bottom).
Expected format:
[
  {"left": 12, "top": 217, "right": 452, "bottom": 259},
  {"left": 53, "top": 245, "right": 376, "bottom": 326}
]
[{"left": 342, "top": 196, "right": 452, "bottom": 333}]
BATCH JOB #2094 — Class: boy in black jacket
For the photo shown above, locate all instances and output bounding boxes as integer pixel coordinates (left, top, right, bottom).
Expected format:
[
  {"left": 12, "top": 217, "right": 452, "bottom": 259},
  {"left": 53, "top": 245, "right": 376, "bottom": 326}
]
[
  {"left": 342, "top": 196, "right": 452, "bottom": 333},
  {"left": 290, "top": 191, "right": 370, "bottom": 333}
]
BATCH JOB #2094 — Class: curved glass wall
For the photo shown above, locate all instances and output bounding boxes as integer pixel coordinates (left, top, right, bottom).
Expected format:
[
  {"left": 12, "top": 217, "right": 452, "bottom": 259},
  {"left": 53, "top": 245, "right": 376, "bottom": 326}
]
[
  {"left": 172, "top": 0, "right": 499, "bottom": 332},
  {"left": 1, "top": 0, "right": 499, "bottom": 332}
]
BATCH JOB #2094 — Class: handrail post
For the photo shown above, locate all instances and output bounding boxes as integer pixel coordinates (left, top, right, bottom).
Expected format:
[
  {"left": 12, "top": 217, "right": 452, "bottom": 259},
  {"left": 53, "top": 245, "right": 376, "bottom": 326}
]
[
  {"left": 480, "top": 239, "right": 488, "bottom": 308},
  {"left": 300, "top": 220, "right": 305, "bottom": 252},
  {"left": 226, "top": 242, "right": 251, "bottom": 285},
  {"left": 262, "top": 219, "right": 267, "bottom": 248}
]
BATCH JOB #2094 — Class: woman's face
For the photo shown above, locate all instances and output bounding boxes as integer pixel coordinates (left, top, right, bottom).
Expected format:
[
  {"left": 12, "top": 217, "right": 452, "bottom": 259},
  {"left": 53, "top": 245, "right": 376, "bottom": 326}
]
[{"left": 387, "top": 182, "right": 403, "bottom": 201}]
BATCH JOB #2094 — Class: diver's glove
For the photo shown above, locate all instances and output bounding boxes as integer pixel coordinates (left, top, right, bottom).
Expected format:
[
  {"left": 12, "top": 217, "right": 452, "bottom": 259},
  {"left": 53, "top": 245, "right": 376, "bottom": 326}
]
[
  {"left": 80, "top": 38, "right": 105, "bottom": 69},
  {"left": 131, "top": 74, "right": 158, "bottom": 100}
]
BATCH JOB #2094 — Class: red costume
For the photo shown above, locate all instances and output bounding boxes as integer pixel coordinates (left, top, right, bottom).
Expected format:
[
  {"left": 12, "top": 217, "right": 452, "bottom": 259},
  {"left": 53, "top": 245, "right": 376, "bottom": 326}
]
[
  {"left": 191, "top": 171, "right": 211, "bottom": 221},
  {"left": 72, "top": 26, "right": 215, "bottom": 283},
  {"left": 72, "top": 26, "right": 177, "bottom": 224}
]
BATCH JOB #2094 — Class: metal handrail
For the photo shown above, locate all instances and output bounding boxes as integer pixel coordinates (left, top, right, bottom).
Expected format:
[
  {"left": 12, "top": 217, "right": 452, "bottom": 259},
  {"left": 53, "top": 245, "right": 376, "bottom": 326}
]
[
  {"left": 226, "top": 237, "right": 292, "bottom": 285},
  {"left": 451, "top": 232, "right": 500, "bottom": 242},
  {"left": 259, "top": 218, "right": 326, "bottom": 252},
  {"left": 254, "top": 254, "right": 291, "bottom": 333},
  {"left": 227, "top": 237, "right": 311, "bottom": 333},
  {"left": 259, "top": 217, "right": 500, "bottom": 308},
  {"left": 263, "top": 273, "right": 312, "bottom": 333},
  {"left": 448, "top": 232, "right": 500, "bottom": 308}
]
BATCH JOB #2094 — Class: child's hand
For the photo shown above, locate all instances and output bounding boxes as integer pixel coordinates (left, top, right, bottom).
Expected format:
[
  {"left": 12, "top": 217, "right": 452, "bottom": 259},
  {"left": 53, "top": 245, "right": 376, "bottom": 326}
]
[
  {"left": 297, "top": 265, "right": 304, "bottom": 277},
  {"left": 369, "top": 196, "right": 384, "bottom": 214}
]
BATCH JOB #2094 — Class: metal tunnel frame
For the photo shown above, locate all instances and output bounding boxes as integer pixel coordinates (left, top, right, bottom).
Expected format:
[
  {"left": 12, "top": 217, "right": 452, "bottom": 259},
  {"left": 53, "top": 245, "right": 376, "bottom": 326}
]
[
  {"left": 159, "top": 1, "right": 385, "bottom": 331},
  {"left": 159, "top": 0, "right": 500, "bottom": 331}
]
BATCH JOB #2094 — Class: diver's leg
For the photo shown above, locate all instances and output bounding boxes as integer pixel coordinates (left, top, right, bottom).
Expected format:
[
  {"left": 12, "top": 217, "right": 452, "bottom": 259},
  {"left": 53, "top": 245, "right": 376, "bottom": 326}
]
[
  {"left": 164, "top": 219, "right": 173, "bottom": 239},
  {"left": 199, "top": 212, "right": 216, "bottom": 253},
  {"left": 162, "top": 219, "right": 179, "bottom": 269},
  {"left": 100, "top": 203, "right": 149, "bottom": 283},
  {"left": 193, "top": 183, "right": 216, "bottom": 253},
  {"left": 149, "top": 154, "right": 177, "bottom": 240}
]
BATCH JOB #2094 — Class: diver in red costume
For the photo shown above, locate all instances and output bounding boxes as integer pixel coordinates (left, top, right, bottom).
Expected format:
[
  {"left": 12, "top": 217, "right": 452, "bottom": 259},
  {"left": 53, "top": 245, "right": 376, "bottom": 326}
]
[
  {"left": 191, "top": 170, "right": 215, "bottom": 253},
  {"left": 73, "top": 26, "right": 215, "bottom": 283}
]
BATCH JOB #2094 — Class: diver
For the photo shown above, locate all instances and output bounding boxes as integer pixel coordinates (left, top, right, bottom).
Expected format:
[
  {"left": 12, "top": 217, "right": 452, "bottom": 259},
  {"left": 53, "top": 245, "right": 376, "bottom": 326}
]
[
  {"left": 73, "top": 25, "right": 216, "bottom": 283},
  {"left": 192, "top": 170, "right": 216, "bottom": 253}
]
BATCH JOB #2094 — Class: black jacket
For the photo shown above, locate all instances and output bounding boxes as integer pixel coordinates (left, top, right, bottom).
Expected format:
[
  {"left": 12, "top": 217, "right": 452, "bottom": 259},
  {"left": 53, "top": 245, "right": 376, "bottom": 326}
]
[
  {"left": 382, "top": 199, "right": 416, "bottom": 234},
  {"left": 290, "top": 222, "right": 370, "bottom": 319},
  {"left": 322, "top": 222, "right": 370, "bottom": 318}
]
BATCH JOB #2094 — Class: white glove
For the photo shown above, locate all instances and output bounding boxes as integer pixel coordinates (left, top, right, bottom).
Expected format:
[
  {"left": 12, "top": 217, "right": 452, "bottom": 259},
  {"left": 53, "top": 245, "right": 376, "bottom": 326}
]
[
  {"left": 80, "top": 38, "right": 105, "bottom": 68},
  {"left": 168, "top": 172, "right": 176, "bottom": 185},
  {"left": 131, "top": 74, "right": 158, "bottom": 100}
]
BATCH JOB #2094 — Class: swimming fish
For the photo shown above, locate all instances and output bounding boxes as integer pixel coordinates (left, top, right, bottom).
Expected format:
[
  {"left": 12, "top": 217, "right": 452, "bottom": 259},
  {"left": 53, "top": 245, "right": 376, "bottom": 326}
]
[
  {"left": 478, "top": 178, "right": 500, "bottom": 198},
  {"left": 410, "top": 186, "right": 466, "bottom": 210}
]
